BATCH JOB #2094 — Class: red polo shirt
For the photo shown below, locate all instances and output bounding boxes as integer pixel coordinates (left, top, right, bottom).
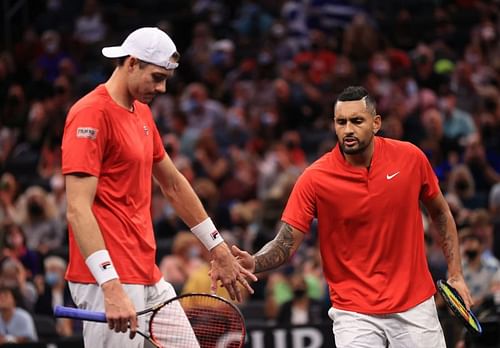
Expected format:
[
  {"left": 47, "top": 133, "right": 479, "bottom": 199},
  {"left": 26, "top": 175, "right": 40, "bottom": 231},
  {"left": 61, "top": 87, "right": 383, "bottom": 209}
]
[
  {"left": 282, "top": 136, "right": 439, "bottom": 314},
  {"left": 62, "top": 85, "right": 165, "bottom": 285}
]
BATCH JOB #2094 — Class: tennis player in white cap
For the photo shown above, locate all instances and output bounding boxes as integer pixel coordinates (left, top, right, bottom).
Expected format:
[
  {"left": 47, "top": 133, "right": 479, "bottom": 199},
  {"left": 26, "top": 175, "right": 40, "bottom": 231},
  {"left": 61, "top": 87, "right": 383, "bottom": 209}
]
[{"left": 61, "top": 27, "right": 256, "bottom": 347}]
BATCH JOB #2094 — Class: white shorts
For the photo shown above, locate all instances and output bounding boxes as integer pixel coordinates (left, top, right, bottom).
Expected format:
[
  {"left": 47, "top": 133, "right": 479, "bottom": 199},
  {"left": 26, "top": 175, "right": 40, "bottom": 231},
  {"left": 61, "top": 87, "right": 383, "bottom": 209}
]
[
  {"left": 328, "top": 296, "right": 446, "bottom": 348},
  {"left": 69, "top": 279, "right": 199, "bottom": 348}
]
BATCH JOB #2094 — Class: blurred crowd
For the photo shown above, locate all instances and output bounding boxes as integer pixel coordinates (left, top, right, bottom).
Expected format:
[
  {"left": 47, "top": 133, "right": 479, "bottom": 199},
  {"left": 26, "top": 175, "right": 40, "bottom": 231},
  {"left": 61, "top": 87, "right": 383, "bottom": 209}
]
[{"left": 1, "top": 0, "right": 500, "bottom": 346}]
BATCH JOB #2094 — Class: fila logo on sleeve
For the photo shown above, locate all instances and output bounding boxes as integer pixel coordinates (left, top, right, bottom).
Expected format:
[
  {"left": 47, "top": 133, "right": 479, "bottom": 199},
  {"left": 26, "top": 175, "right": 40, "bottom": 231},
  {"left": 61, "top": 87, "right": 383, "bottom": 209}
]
[
  {"left": 77, "top": 127, "right": 98, "bottom": 140},
  {"left": 210, "top": 230, "right": 219, "bottom": 240}
]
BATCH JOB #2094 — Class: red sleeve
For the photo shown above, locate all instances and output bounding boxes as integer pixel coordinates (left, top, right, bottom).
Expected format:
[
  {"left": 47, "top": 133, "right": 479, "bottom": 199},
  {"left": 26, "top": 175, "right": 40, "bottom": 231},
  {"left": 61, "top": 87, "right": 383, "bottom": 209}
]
[
  {"left": 416, "top": 147, "right": 440, "bottom": 202},
  {"left": 281, "top": 169, "right": 316, "bottom": 234},
  {"left": 152, "top": 123, "right": 165, "bottom": 163},
  {"left": 61, "top": 107, "right": 107, "bottom": 177}
]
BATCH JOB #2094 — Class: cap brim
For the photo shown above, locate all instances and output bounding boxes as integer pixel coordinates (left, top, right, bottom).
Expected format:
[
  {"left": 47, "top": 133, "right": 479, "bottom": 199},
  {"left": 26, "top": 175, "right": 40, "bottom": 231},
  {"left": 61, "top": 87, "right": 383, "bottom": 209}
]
[{"left": 102, "top": 46, "right": 127, "bottom": 58}]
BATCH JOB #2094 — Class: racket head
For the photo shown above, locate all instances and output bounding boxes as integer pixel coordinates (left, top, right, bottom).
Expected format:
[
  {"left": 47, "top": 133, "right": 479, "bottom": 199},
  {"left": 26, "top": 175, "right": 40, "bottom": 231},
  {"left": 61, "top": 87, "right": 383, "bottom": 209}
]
[
  {"left": 436, "top": 280, "right": 482, "bottom": 335},
  {"left": 148, "top": 293, "right": 246, "bottom": 348}
]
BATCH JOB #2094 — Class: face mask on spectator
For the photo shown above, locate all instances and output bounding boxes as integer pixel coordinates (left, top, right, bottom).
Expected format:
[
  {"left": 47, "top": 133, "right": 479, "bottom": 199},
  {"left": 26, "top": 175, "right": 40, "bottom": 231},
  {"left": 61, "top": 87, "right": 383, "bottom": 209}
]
[
  {"left": 293, "top": 288, "right": 307, "bottom": 298},
  {"left": 464, "top": 249, "right": 479, "bottom": 261},
  {"left": 28, "top": 201, "right": 44, "bottom": 217},
  {"left": 186, "top": 246, "right": 201, "bottom": 260},
  {"left": 45, "top": 272, "right": 61, "bottom": 286},
  {"left": 455, "top": 180, "right": 469, "bottom": 192},
  {"left": 181, "top": 98, "right": 202, "bottom": 114}
]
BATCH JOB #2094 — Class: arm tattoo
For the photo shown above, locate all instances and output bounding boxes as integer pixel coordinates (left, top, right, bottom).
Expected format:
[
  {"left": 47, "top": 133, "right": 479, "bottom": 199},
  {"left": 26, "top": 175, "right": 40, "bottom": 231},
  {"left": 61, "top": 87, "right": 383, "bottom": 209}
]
[
  {"left": 435, "top": 210, "right": 456, "bottom": 268},
  {"left": 254, "top": 224, "right": 295, "bottom": 273}
]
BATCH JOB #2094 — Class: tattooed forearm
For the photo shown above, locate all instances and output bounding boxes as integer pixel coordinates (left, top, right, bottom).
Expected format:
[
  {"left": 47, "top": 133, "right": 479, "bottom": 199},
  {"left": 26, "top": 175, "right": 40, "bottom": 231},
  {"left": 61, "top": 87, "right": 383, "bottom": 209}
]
[
  {"left": 435, "top": 211, "right": 454, "bottom": 262},
  {"left": 254, "top": 224, "right": 295, "bottom": 273},
  {"left": 432, "top": 209, "right": 462, "bottom": 277}
]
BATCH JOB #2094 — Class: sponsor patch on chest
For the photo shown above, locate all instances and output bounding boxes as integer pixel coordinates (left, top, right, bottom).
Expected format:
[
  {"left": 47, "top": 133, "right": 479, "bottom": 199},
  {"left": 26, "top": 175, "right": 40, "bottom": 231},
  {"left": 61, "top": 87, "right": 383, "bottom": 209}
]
[{"left": 76, "top": 127, "right": 98, "bottom": 139}]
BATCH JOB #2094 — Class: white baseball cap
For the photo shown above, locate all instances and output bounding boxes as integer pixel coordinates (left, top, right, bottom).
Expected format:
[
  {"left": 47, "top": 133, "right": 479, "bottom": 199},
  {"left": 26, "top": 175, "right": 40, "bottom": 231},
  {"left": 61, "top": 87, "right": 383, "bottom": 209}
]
[{"left": 102, "top": 27, "right": 179, "bottom": 70}]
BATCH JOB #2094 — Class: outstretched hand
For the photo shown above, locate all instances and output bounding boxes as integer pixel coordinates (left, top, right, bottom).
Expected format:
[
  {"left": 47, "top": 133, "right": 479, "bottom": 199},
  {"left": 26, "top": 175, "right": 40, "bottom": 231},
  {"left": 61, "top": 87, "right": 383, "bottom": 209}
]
[
  {"left": 231, "top": 245, "right": 256, "bottom": 273},
  {"left": 209, "top": 243, "right": 257, "bottom": 302}
]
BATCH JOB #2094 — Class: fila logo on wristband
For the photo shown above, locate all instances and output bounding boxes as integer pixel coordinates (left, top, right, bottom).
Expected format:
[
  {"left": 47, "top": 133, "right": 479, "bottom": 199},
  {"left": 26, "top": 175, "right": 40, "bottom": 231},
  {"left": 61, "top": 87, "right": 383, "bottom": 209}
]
[
  {"left": 191, "top": 218, "right": 224, "bottom": 250},
  {"left": 86, "top": 250, "right": 119, "bottom": 285},
  {"left": 210, "top": 230, "right": 219, "bottom": 240},
  {"left": 100, "top": 261, "right": 112, "bottom": 270}
]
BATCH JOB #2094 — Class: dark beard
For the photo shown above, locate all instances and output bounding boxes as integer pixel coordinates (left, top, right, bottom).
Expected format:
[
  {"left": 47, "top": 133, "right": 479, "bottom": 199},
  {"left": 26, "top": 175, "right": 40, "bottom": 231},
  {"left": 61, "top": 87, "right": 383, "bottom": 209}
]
[{"left": 340, "top": 139, "right": 371, "bottom": 155}]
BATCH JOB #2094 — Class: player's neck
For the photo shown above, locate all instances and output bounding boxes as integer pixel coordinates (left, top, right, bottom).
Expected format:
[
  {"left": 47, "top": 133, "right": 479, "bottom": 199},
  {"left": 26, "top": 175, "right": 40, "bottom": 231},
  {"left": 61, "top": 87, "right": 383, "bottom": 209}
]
[
  {"left": 344, "top": 140, "right": 375, "bottom": 168},
  {"left": 105, "top": 70, "right": 135, "bottom": 112}
]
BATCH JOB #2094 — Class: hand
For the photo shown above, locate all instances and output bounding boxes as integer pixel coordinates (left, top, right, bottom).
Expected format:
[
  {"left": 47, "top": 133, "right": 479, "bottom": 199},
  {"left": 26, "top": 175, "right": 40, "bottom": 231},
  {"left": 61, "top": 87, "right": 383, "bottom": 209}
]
[
  {"left": 15, "top": 261, "right": 27, "bottom": 287},
  {"left": 447, "top": 275, "right": 474, "bottom": 309},
  {"left": 209, "top": 243, "right": 258, "bottom": 302},
  {"left": 231, "top": 245, "right": 256, "bottom": 273},
  {"left": 56, "top": 318, "right": 74, "bottom": 337},
  {"left": 101, "top": 279, "right": 137, "bottom": 339},
  {"left": 33, "top": 274, "right": 45, "bottom": 294}
]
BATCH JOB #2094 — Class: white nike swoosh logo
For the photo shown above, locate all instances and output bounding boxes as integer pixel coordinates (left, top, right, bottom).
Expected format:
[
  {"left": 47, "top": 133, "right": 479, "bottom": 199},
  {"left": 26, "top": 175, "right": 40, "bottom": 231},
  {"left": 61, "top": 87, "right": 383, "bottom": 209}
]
[{"left": 386, "top": 172, "right": 400, "bottom": 180}]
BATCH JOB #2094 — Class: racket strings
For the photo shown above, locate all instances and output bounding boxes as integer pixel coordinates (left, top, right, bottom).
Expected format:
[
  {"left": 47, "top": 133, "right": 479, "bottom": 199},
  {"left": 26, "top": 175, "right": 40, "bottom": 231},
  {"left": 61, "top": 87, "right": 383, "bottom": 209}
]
[{"left": 150, "top": 295, "right": 244, "bottom": 348}]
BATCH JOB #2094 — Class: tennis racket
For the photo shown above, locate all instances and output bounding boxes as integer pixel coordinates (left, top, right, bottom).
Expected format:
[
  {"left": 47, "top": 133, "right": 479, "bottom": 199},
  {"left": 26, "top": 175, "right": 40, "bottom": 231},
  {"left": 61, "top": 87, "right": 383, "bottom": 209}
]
[
  {"left": 436, "top": 280, "right": 482, "bottom": 335},
  {"left": 54, "top": 293, "right": 246, "bottom": 348}
]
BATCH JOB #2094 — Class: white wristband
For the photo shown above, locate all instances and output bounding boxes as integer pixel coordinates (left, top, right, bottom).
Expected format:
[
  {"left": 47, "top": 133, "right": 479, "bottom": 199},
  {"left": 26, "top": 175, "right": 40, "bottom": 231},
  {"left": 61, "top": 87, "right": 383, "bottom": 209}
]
[
  {"left": 191, "top": 218, "right": 224, "bottom": 250},
  {"left": 85, "top": 250, "right": 119, "bottom": 285}
]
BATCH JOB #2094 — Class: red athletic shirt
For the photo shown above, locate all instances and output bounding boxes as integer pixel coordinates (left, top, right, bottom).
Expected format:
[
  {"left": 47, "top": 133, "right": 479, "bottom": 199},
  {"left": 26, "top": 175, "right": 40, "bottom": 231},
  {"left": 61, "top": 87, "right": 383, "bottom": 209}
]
[
  {"left": 62, "top": 85, "right": 165, "bottom": 285},
  {"left": 282, "top": 137, "right": 439, "bottom": 314}
]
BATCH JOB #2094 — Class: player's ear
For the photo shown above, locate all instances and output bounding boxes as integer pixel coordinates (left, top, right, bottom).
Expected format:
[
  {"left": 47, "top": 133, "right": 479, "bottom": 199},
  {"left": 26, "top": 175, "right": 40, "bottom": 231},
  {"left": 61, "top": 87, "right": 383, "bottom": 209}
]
[
  {"left": 373, "top": 114, "right": 382, "bottom": 134},
  {"left": 127, "top": 56, "right": 139, "bottom": 71}
]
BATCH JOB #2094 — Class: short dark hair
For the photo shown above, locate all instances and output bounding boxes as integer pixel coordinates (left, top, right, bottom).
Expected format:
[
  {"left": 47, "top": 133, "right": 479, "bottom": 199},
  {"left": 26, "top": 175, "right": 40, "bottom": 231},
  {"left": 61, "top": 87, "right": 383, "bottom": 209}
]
[
  {"left": 115, "top": 56, "right": 129, "bottom": 67},
  {"left": 114, "top": 56, "right": 148, "bottom": 69},
  {"left": 115, "top": 52, "right": 181, "bottom": 68},
  {"left": 336, "top": 86, "right": 377, "bottom": 115}
]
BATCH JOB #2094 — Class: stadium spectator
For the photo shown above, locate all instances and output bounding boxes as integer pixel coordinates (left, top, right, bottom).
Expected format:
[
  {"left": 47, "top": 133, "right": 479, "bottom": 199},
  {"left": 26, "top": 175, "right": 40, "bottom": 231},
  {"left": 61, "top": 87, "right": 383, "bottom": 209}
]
[
  {"left": 0, "top": 286, "right": 38, "bottom": 343},
  {"left": 34, "top": 255, "right": 74, "bottom": 337},
  {"left": 0, "top": 258, "right": 37, "bottom": 312},
  {"left": 159, "top": 232, "right": 205, "bottom": 293},
  {"left": 276, "top": 272, "right": 327, "bottom": 325},
  {"left": 17, "top": 186, "right": 64, "bottom": 255},
  {"left": 2, "top": 223, "right": 40, "bottom": 277},
  {"left": 459, "top": 229, "right": 500, "bottom": 308}
]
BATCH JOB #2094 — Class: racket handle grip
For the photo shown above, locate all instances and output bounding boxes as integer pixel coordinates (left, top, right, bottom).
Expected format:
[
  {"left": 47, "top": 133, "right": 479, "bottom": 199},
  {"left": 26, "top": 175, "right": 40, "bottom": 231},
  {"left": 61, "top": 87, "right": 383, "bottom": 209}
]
[{"left": 54, "top": 305, "right": 107, "bottom": 322}]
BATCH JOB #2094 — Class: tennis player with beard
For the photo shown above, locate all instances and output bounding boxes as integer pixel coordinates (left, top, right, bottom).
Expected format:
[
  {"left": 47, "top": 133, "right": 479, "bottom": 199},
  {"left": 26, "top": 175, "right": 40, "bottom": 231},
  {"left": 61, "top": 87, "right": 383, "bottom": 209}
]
[
  {"left": 232, "top": 86, "right": 472, "bottom": 347},
  {"left": 62, "top": 27, "right": 256, "bottom": 347}
]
